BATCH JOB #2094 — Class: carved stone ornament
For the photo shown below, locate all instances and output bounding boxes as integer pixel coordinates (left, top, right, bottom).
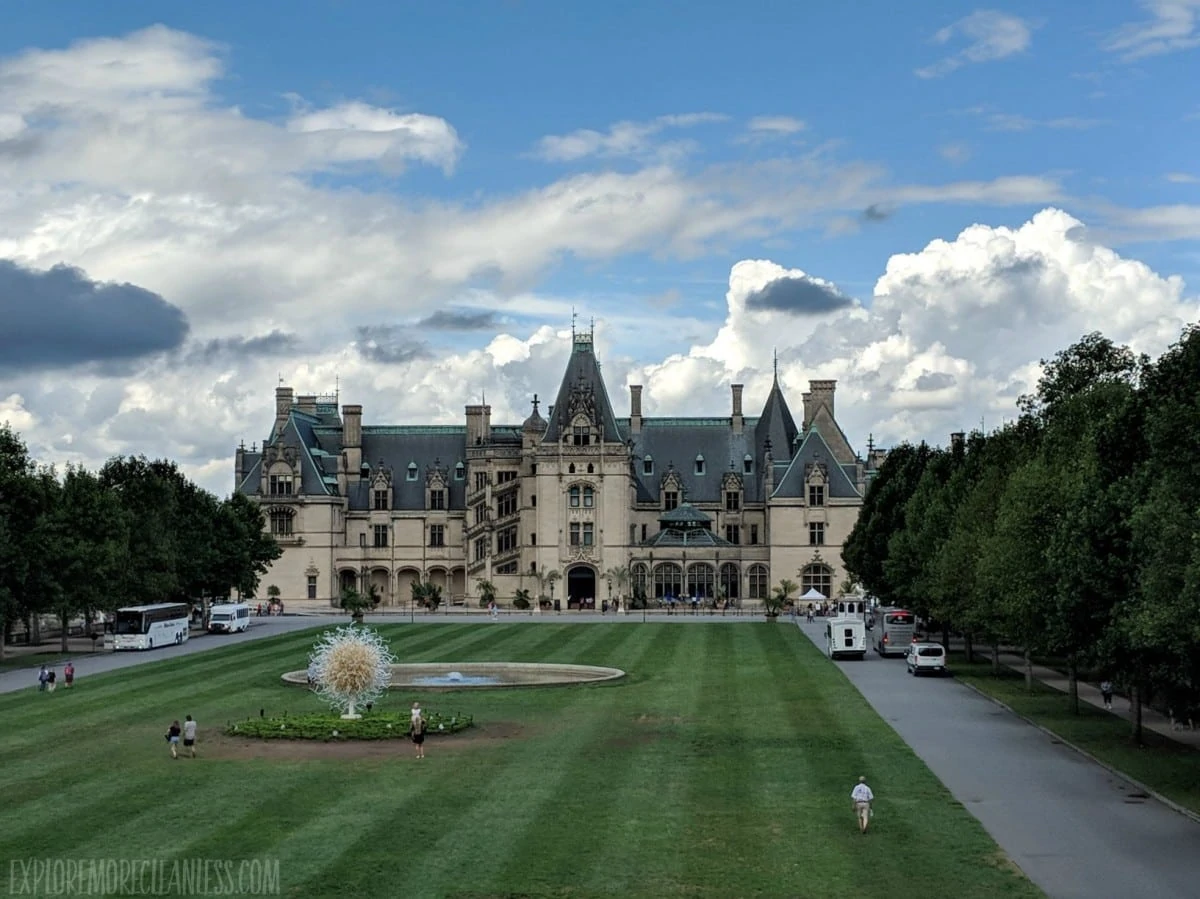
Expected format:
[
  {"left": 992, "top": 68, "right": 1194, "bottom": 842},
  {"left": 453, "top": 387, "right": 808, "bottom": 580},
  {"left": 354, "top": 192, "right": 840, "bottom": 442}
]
[
  {"left": 567, "top": 377, "right": 597, "bottom": 424},
  {"left": 265, "top": 445, "right": 298, "bottom": 466},
  {"left": 567, "top": 544, "right": 596, "bottom": 563}
]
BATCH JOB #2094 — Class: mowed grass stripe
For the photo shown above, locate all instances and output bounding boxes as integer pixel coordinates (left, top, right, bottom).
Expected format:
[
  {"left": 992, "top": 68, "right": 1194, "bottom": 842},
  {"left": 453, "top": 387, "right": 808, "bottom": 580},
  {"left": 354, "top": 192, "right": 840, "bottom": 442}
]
[{"left": 493, "top": 623, "right": 693, "bottom": 895}]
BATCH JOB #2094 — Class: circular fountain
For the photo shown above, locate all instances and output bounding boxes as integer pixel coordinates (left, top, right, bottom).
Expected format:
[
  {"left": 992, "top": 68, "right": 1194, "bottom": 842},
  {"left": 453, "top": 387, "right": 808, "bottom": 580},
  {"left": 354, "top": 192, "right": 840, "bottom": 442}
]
[{"left": 282, "top": 661, "right": 624, "bottom": 690}]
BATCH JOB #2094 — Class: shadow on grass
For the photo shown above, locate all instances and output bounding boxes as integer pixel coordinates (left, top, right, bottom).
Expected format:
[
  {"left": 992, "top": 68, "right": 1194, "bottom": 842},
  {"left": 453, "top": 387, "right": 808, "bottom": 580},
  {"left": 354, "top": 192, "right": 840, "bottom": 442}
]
[{"left": 950, "top": 655, "right": 1200, "bottom": 817}]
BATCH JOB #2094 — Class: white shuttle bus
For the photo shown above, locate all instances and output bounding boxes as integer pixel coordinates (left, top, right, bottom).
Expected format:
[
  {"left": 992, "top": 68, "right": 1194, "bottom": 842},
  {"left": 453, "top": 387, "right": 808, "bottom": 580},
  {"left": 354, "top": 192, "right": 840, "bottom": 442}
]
[
  {"left": 208, "top": 602, "right": 251, "bottom": 634},
  {"left": 112, "top": 603, "right": 191, "bottom": 651},
  {"left": 826, "top": 616, "right": 867, "bottom": 660}
]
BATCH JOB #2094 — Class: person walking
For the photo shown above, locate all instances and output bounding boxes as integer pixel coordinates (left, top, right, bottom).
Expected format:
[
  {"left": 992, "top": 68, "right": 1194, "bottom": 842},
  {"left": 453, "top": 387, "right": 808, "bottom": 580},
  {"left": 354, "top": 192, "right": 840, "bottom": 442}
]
[
  {"left": 166, "top": 720, "right": 182, "bottom": 759},
  {"left": 64, "top": 662, "right": 75, "bottom": 688},
  {"left": 850, "top": 776, "right": 875, "bottom": 834},
  {"left": 1100, "top": 680, "right": 1114, "bottom": 711},
  {"left": 411, "top": 709, "right": 427, "bottom": 759},
  {"left": 37, "top": 665, "right": 48, "bottom": 692},
  {"left": 182, "top": 715, "right": 198, "bottom": 758},
  {"left": 46, "top": 668, "right": 57, "bottom": 693}
]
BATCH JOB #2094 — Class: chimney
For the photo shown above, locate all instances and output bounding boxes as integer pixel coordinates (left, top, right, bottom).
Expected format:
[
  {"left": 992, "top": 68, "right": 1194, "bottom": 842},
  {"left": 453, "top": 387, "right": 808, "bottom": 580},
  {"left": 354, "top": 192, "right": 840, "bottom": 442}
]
[
  {"left": 342, "top": 404, "right": 363, "bottom": 476},
  {"left": 630, "top": 385, "right": 643, "bottom": 435},
  {"left": 465, "top": 404, "right": 492, "bottom": 446},
  {"left": 950, "top": 431, "right": 965, "bottom": 453},
  {"left": 274, "top": 387, "right": 294, "bottom": 439},
  {"left": 234, "top": 442, "right": 246, "bottom": 491},
  {"left": 805, "top": 380, "right": 836, "bottom": 428},
  {"left": 731, "top": 384, "right": 744, "bottom": 434}
]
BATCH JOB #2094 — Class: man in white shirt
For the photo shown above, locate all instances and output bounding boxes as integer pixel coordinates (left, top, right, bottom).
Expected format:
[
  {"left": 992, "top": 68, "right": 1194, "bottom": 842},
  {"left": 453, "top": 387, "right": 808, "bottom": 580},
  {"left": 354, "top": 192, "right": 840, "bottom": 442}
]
[
  {"left": 850, "top": 776, "right": 874, "bottom": 833},
  {"left": 183, "top": 715, "right": 198, "bottom": 759}
]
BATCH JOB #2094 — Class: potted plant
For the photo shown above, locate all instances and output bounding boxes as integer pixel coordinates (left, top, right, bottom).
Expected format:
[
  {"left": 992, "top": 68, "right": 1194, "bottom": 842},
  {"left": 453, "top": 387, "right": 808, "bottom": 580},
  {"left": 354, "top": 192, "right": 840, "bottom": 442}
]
[{"left": 764, "top": 578, "right": 797, "bottom": 620}]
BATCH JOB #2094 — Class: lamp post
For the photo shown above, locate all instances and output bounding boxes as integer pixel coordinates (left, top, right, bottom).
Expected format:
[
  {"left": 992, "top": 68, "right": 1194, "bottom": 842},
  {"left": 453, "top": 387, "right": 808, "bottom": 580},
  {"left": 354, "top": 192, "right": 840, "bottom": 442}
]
[{"left": 644, "top": 551, "right": 653, "bottom": 623}]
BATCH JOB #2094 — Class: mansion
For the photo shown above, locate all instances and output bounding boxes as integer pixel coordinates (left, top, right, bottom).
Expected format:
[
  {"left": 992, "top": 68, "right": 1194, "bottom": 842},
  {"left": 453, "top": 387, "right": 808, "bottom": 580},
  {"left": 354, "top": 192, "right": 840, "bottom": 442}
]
[{"left": 235, "top": 329, "right": 886, "bottom": 608}]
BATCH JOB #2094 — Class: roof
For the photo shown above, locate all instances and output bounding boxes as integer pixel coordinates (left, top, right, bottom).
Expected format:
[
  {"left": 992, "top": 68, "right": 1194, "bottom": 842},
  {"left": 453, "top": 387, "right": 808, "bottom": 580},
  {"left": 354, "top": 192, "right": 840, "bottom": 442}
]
[
  {"left": 543, "top": 332, "right": 624, "bottom": 443},
  {"left": 754, "top": 374, "right": 799, "bottom": 468},
  {"left": 660, "top": 502, "right": 712, "bottom": 526},
  {"left": 772, "top": 425, "right": 862, "bottom": 500},
  {"left": 642, "top": 527, "right": 735, "bottom": 548},
  {"left": 626, "top": 418, "right": 764, "bottom": 503}
]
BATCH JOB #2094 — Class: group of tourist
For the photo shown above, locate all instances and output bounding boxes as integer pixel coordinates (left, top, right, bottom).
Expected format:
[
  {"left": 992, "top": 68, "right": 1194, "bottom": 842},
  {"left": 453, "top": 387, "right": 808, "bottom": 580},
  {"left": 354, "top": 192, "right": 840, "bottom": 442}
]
[{"left": 36, "top": 662, "right": 74, "bottom": 691}]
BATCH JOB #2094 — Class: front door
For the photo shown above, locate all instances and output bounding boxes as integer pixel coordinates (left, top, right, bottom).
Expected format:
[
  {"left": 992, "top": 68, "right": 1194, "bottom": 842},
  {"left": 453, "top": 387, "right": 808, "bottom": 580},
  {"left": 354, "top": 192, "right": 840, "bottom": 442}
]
[{"left": 567, "top": 566, "right": 596, "bottom": 609}]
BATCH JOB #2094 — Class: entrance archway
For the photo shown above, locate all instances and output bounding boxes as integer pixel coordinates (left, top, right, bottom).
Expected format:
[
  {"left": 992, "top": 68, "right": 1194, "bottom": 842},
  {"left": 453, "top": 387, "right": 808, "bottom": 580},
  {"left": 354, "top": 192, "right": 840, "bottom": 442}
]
[{"left": 566, "top": 565, "right": 596, "bottom": 609}]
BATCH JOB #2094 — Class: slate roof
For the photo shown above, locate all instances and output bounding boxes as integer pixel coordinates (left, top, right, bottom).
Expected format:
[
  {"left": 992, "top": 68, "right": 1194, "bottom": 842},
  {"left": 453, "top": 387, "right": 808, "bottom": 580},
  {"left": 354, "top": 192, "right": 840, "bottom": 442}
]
[
  {"left": 626, "top": 418, "right": 766, "bottom": 504},
  {"left": 543, "top": 333, "right": 624, "bottom": 443},
  {"left": 755, "top": 374, "right": 799, "bottom": 468},
  {"left": 772, "top": 425, "right": 863, "bottom": 500},
  {"left": 659, "top": 502, "right": 712, "bottom": 526}
]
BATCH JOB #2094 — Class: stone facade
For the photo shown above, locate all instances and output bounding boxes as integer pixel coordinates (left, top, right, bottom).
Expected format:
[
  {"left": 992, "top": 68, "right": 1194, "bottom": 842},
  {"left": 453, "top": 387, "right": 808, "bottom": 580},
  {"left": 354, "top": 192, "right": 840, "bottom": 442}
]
[{"left": 235, "top": 330, "right": 884, "bottom": 608}]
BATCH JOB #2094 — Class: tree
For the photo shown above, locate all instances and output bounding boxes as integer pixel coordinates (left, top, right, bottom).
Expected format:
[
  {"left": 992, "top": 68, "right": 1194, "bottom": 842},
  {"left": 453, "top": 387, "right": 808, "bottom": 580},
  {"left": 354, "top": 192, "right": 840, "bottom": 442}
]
[
  {"left": 476, "top": 579, "right": 497, "bottom": 609},
  {"left": 0, "top": 427, "right": 43, "bottom": 658},
  {"left": 340, "top": 586, "right": 377, "bottom": 624},
  {"left": 604, "top": 565, "right": 629, "bottom": 606},
  {"left": 764, "top": 578, "right": 797, "bottom": 618}
]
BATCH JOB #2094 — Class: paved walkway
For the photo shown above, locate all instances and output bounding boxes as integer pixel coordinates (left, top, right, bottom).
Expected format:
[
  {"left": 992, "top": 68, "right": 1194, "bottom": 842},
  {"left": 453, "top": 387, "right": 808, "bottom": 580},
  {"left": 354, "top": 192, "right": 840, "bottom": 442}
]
[
  {"left": 797, "top": 620, "right": 1200, "bottom": 899},
  {"left": 997, "top": 653, "right": 1200, "bottom": 749}
]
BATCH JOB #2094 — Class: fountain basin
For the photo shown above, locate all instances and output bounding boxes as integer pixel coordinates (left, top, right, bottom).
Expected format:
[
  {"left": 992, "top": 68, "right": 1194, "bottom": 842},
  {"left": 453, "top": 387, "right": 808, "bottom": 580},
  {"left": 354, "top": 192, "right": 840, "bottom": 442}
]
[{"left": 282, "top": 661, "right": 625, "bottom": 690}]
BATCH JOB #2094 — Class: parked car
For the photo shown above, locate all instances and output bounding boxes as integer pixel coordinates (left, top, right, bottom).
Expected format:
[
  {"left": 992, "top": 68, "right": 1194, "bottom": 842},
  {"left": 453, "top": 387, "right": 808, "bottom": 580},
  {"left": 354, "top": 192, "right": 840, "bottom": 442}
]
[{"left": 906, "top": 642, "right": 948, "bottom": 676}]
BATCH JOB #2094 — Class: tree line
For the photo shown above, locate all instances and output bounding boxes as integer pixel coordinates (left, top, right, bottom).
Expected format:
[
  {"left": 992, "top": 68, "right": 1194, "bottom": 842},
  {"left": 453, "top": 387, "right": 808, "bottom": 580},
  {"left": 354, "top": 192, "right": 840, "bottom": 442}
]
[
  {"left": 0, "top": 426, "right": 281, "bottom": 658},
  {"left": 844, "top": 327, "right": 1200, "bottom": 740}
]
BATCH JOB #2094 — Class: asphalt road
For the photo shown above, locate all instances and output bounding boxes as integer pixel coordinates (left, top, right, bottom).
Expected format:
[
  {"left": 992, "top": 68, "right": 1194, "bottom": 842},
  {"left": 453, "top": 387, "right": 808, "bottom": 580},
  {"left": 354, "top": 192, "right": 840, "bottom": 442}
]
[{"left": 795, "top": 618, "right": 1200, "bottom": 899}]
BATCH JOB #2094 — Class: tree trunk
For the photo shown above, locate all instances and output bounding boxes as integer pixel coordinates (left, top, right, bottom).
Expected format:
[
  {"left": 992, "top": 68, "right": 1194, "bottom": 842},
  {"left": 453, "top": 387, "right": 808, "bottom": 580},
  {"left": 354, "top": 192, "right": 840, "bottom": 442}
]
[
  {"left": 1023, "top": 646, "right": 1033, "bottom": 694},
  {"left": 1067, "top": 654, "right": 1079, "bottom": 715},
  {"left": 991, "top": 641, "right": 1000, "bottom": 675},
  {"left": 60, "top": 610, "right": 70, "bottom": 653},
  {"left": 964, "top": 632, "right": 974, "bottom": 664},
  {"left": 30, "top": 614, "right": 41, "bottom": 646},
  {"left": 0, "top": 616, "right": 7, "bottom": 661},
  {"left": 941, "top": 623, "right": 950, "bottom": 648},
  {"left": 1131, "top": 683, "right": 1143, "bottom": 745}
]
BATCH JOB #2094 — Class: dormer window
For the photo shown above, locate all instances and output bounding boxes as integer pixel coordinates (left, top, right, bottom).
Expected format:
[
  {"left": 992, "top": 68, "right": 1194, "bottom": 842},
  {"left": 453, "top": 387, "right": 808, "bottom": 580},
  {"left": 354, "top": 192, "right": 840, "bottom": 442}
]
[
  {"left": 429, "top": 488, "right": 446, "bottom": 511},
  {"left": 373, "top": 489, "right": 389, "bottom": 511},
  {"left": 268, "top": 474, "right": 294, "bottom": 496},
  {"left": 406, "top": 462, "right": 418, "bottom": 481},
  {"left": 695, "top": 454, "right": 705, "bottom": 476},
  {"left": 643, "top": 455, "right": 653, "bottom": 475},
  {"left": 572, "top": 425, "right": 591, "bottom": 447},
  {"left": 454, "top": 462, "right": 465, "bottom": 480},
  {"left": 664, "top": 490, "right": 679, "bottom": 511},
  {"left": 808, "top": 484, "right": 825, "bottom": 507},
  {"left": 743, "top": 454, "right": 753, "bottom": 475}
]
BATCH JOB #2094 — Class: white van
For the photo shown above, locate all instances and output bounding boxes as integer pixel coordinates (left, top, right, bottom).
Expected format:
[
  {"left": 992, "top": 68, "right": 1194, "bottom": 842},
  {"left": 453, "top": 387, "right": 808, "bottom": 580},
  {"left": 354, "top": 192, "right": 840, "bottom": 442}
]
[
  {"left": 826, "top": 616, "right": 867, "bottom": 660},
  {"left": 208, "top": 602, "right": 251, "bottom": 634}
]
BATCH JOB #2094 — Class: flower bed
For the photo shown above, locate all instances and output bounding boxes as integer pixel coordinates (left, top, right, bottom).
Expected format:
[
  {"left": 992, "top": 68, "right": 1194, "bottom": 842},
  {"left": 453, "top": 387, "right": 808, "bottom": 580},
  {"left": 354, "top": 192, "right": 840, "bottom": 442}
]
[{"left": 225, "top": 710, "right": 473, "bottom": 741}]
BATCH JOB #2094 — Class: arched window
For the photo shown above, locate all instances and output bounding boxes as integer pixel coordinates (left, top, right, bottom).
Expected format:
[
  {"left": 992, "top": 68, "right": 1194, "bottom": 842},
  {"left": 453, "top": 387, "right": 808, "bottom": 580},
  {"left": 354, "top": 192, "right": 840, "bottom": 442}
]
[
  {"left": 587, "top": 463, "right": 594, "bottom": 474},
  {"left": 568, "top": 463, "right": 576, "bottom": 474},
  {"left": 694, "top": 453, "right": 706, "bottom": 475},
  {"left": 801, "top": 564, "right": 833, "bottom": 599},
  {"left": 407, "top": 462, "right": 418, "bottom": 481},
  {"left": 747, "top": 564, "right": 769, "bottom": 600},
  {"left": 743, "top": 454, "right": 754, "bottom": 475},
  {"left": 643, "top": 455, "right": 653, "bottom": 475},
  {"left": 686, "top": 564, "right": 714, "bottom": 598},
  {"left": 269, "top": 509, "right": 294, "bottom": 537},
  {"left": 454, "top": 461, "right": 465, "bottom": 480},
  {"left": 583, "top": 486, "right": 594, "bottom": 507},
  {"left": 654, "top": 563, "right": 682, "bottom": 600},
  {"left": 631, "top": 563, "right": 648, "bottom": 596},
  {"left": 719, "top": 563, "right": 740, "bottom": 600}
]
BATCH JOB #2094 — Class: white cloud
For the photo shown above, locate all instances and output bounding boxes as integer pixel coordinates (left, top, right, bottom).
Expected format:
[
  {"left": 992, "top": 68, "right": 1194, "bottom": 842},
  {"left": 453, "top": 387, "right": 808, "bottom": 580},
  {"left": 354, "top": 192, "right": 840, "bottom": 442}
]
[
  {"left": 6, "top": 26, "right": 1178, "bottom": 499},
  {"left": 939, "top": 143, "right": 972, "bottom": 164},
  {"left": 916, "top": 10, "right": 1034, "bottom": 78},
  {"left": 1105, "top": 0, "right": 1200, "bottom": 60},
  {"left": 1166, "top": 172, "right": 1199, "bottom": 183},
  {"left": 533, "top": 113, "right": 727, "bottom": 162},
  {"left": 747, "top": 116, "right": 806, "bottom": 135}
]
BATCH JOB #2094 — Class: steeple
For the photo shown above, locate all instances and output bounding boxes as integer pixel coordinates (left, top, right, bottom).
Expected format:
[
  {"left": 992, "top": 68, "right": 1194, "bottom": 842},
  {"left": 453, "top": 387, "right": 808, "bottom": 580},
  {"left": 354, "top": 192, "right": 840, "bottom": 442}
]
[
  {"left": 542, "top": 322, "right": 624, "bottom": 444},
  {"left": 755, "top": 368, "right": 799, "bottom": 465}
]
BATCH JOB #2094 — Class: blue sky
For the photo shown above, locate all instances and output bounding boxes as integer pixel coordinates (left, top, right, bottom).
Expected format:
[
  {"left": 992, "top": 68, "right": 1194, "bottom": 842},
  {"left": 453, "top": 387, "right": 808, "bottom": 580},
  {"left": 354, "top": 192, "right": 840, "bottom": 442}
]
[{"left": 0, "top": 1, "right": 1198, "bottom": 494}]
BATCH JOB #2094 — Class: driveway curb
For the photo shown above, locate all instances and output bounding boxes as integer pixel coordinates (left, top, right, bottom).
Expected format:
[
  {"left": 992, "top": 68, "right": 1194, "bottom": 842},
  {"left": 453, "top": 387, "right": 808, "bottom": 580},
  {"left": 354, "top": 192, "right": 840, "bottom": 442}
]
[{"left": 958, "top": 680, "right": 1200, "bottom": 826}]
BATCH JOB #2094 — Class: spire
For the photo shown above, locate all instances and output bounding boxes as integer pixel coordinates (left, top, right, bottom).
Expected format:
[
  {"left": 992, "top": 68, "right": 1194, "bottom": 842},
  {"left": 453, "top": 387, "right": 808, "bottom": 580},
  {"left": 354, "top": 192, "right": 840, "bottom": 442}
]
[
  {"left": 542, "top": 326, "right": 622, "bottom": 443},
  {"left": 773, "top": 347, "right": 778, "bottom": 383},
  {"left": 755, "top": 372, "right": 799, "bottom": 465}
]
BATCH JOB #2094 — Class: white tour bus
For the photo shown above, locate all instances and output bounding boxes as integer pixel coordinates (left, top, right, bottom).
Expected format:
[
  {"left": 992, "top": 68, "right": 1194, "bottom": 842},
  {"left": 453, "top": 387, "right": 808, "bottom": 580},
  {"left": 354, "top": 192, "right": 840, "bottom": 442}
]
[
  {"left": 208, "top": 602, "right": 251, "bottom": 634},
  {"left": 112, "top": 603, "right": 191, "bottom": 651},
  {"left": 872, "top": 607, "right": 917, "bottom": 657},
  {"left": 826, "top": 616, "right": 867, "bottom": 660}
]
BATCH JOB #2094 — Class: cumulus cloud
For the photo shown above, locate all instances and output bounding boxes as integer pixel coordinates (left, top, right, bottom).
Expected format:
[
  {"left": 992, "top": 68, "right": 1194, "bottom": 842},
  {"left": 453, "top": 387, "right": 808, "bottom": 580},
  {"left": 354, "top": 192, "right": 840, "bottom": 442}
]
[
  {"left": 1104, "top": 0, "right": 1200, "bottom": 60},
  {"left": 354, "top": 325, "right": 433, "bottom": 365},
  {"left": 917, "top": 10, "right": 1034, "bottom": 78},
  {"left": 0, "top": 260, "right": 189, "bottom": 371},
  {"left": 415, "top": 309, "right": 503, "bottom": 331}
]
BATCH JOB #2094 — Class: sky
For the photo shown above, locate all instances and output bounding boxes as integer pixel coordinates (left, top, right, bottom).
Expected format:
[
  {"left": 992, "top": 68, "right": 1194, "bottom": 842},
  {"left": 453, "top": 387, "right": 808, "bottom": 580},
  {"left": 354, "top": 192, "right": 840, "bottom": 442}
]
[{"left": 1, "top": 0, "right": 1198, "bottom": 498}]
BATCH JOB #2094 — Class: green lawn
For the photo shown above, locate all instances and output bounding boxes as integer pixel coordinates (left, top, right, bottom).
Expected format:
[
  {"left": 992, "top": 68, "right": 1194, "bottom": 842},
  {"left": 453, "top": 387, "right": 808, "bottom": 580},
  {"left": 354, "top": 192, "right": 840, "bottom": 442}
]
[
  {"left": 0, "top": 624, "right": 1042, "bottom": 898},
  {"left": 951, "top": 659, "right": 1200, "bottom": 817}
]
